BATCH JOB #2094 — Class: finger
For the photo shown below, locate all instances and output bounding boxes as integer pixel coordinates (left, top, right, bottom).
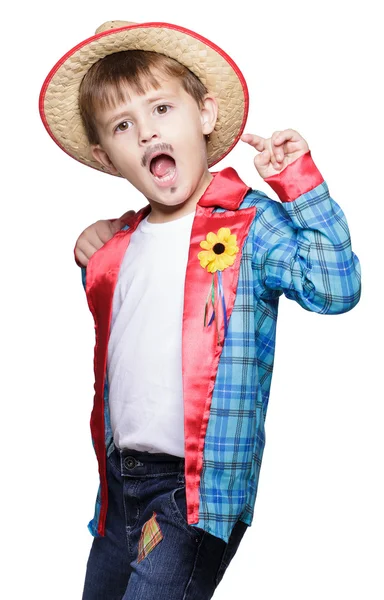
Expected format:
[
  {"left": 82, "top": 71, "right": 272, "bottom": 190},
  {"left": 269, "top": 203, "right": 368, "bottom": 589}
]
[
  {"left": 275, "top": 140, "right": 299, "bottom": 154},
  {"left": 271, "top": 129, "right": 300, "bottom": 164},
  {"left": 75, "top": 248, "right": 89, "bottom": 267},
  {"left": 91, "top": 221, "right": 115, "bottom": 245},
  {"left": 77, "top": 238, "right": 100, "bottom": 260},
  {"left": 112, "top": 210, "right": 136, "bottom": 233},
  {"left": 263, "top": 136, "right": 280, "bottom": 169},
  {"left": 271, "top": 131, "right": 284, "bottom": 162},
  {"left": 89, "top": 231, "right": 108, "bottom": 248},
  {"left": 241, "top": 133, "right": 265, "bottom": 152},
  {"left": 110, "top": 218, "right": 124, "bottom": 234},
  {"left": 75, "top": 223, "right": 105, "bottom": 250},
  {"left": 273, "top": 128, "right": 301, "bottom": 147},
  {"left": 119, "top": 209, "right": 136, "bottom": 222}
]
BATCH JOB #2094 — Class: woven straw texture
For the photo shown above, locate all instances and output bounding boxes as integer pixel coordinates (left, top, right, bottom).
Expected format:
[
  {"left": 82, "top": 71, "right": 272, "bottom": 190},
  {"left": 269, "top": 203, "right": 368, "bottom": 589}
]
[{"left": 41, "top": 21, "right": 247, "bottom": 174}]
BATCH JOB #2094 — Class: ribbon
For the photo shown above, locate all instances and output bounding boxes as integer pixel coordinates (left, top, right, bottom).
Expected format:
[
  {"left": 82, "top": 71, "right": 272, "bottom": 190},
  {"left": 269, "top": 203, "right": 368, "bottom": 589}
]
[
  {"left": 203, "top": 271, "right": 228, "bottom": 344},
  {"left": 217, "top": 271, "right": 228, "bottom": 338}
]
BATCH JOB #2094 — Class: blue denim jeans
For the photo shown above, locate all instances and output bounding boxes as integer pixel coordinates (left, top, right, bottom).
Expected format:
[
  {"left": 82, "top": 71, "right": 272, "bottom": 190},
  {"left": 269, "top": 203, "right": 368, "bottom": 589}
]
[{"left": 82, "top": 445, "right": 248, "bottom": 599}]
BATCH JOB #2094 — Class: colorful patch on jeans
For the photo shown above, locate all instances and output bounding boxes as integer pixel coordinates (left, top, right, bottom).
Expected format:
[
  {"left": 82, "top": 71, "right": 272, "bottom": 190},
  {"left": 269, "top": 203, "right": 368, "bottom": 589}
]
[{"left": 137, "top": 511, "right": 163, "bottom": 563}]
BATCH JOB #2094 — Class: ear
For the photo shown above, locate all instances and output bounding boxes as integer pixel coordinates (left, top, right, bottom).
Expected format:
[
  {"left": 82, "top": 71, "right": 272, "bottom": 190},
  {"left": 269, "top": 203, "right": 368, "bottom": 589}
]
[
  {"left": 91, "top": 145, "right": 120, "bottom": 175},
  {"left": 200, "top": 95, "right": 218, "bottom": 135}
]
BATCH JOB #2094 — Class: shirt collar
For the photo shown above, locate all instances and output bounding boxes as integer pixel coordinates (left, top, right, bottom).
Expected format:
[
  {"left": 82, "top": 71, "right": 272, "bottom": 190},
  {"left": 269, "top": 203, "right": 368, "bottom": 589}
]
[{"left": 198, "top": 167, "right": 251, "bottom": 210}]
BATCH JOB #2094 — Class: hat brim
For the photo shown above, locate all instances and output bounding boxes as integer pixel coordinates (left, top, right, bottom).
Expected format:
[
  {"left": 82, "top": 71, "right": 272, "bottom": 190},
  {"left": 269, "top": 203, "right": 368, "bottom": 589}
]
[{"left": 39, "top": 22, "right": 249, "bottom": 175}]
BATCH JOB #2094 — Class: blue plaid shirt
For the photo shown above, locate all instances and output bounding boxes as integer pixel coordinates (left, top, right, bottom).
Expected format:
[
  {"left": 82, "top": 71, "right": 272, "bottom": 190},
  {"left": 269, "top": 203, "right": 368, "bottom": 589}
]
[{"left": 193, "top": 178, "right": 361, "bottom": 541}]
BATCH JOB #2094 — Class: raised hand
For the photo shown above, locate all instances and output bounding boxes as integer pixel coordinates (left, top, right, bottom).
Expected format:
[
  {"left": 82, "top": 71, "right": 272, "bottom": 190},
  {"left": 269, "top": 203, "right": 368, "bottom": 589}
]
[
  {"left": 74, "top": 210, "right": 135, "bottom": 267},
  {"left": 241, "top": 129, "right": 309, "bottom": 180}
]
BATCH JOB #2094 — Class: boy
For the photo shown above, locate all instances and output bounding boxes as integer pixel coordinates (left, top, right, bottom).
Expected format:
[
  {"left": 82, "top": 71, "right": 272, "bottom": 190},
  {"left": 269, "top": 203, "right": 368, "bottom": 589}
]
[{"left": 40, "top": 19, "right": 361, "bottom": 600}]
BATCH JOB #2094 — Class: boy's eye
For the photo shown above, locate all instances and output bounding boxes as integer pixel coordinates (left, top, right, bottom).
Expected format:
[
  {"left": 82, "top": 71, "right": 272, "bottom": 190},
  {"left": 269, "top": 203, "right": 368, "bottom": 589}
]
[
  {"left": 116, "top": 121, "right": 131, "bottom": 132},
  {"left": 156, "top": 105, "right": 169, "bottom": 114}
]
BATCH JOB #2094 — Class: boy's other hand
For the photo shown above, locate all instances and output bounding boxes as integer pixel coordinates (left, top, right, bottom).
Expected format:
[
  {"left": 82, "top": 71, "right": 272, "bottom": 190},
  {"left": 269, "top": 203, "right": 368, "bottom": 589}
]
[
  {"left": 74, "top": 210, "right": 135, "bottom": 267},
  {"left": 241, "top": 129, "right": 309, "bottom": 179}
]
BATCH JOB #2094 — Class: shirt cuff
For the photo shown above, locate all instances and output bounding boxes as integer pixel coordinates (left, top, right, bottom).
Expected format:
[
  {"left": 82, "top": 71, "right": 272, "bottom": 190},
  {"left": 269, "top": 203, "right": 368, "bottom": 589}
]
[{"left": 264, "top": 150, "right": 324, "bottom": 203}]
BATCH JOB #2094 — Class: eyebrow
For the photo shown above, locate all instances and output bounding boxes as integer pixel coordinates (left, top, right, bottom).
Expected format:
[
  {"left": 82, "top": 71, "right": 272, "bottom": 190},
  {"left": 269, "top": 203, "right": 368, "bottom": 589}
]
[
  {"left": 104, "top": 111, "right": 131, "bottom": 129},
  {"left": 145, "top": 93, "right": 177, "bottom": 104}
]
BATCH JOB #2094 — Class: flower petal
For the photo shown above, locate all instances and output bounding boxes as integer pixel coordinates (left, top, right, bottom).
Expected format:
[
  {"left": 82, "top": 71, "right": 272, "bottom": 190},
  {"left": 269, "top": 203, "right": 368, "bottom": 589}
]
[
  {"left": 217, "top": 227, "right": 231, "bottom": 242},
  {"left": 206, "top": 232, "right": 218, "bottom": 245},
  {"left": 198, "top": 250, "right": 214, "bottom": 268},
  {"left": 216, "top": 256, "right": 226, "bottom": 271},
  {"left": 200, "top": 240, "right": 212, "bottom": 250},
  {"left": 207, "top": 260, "right": 218, "bottom": 273},
  {"left": 198, "top": 257, "right": 210, "bottom": 269},
  {"left": 225, "top": 254, "right": 236, "bottom": 267}
]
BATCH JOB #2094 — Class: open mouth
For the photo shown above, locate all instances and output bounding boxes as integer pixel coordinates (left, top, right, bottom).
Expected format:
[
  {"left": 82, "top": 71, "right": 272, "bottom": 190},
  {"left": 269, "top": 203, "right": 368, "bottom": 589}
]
[{"left": 149, "top": 153, "right": 177, "bottom": 184}]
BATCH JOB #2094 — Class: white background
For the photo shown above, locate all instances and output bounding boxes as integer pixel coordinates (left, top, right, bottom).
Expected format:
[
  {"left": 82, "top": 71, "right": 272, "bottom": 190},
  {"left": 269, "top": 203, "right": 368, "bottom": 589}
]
[{"left": 2, "top": 1, "right": 383, "bottom": 598}]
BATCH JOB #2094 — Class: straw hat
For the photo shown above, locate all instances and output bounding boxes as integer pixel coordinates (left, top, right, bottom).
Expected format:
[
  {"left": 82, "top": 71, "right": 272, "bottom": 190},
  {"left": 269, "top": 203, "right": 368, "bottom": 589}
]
[{"left": 39, "top": 20, "right": 249, "bottom": 175}]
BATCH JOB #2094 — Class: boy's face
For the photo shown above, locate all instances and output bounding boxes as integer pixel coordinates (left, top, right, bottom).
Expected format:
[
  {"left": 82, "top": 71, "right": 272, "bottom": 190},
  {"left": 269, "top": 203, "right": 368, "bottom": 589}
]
[{"left": 91, "top": 71, "right": 218, "bottom": 221}]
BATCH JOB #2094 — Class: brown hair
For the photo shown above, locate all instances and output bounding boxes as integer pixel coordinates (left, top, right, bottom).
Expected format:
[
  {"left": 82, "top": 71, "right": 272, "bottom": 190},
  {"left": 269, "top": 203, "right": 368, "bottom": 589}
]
[{"left": 79, "top": 50, "right": 209, "bottom": 144}]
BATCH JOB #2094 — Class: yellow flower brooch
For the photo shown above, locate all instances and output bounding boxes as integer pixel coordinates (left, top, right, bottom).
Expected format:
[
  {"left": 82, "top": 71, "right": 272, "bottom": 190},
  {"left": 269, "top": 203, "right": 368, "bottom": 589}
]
[
  {"left": 198, "top": 227, "right": 239, "bottom": 343},
  {"left": 198, "top": 227, "right": 239, "bottom": 273}
]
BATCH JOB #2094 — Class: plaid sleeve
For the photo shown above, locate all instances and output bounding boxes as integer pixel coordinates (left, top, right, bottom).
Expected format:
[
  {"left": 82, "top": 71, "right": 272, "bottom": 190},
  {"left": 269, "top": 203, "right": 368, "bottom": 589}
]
[{"left": 252, "top": 180, "right": 361, "bottom": 314}]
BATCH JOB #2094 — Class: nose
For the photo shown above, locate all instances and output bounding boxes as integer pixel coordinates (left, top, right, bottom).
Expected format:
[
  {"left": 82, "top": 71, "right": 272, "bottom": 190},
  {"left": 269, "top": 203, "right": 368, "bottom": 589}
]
[{"left": 138, "top": 118, "right": 159, "bottom": 145}]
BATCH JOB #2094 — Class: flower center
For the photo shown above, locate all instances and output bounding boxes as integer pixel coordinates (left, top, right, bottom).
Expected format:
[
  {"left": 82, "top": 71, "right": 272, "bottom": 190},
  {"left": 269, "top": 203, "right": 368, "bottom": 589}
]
[{"left": 213, "top": 243, "right": 225, "bottom": 255}]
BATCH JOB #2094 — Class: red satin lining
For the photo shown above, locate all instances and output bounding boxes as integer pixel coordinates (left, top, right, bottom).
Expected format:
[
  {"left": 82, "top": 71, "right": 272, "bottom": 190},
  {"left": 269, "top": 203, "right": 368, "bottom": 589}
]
[
  {"left": 264, "top": 150, "right": 324, "bottom": 202},
  {"left": 182, "top": 167, "right": 256, "bottom": 524},
  {"left": 86, "top": 205, "right": 150, "bottom": 536},
  {"left": 198, "top": 167, "right": 251, "bottom": 209}
]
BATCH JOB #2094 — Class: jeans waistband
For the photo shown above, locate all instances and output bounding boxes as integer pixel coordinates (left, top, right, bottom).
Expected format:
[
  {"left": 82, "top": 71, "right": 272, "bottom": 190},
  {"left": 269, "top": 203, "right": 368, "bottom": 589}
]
[{"left": 111, "top": 445, "right": 185, "bottom": 477}]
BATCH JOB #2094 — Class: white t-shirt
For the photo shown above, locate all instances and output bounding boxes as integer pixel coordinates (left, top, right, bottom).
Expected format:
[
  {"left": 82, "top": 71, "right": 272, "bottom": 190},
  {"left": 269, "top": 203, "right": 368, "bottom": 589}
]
[{"left": 107, "top": 211, "right": 195, "bottom": 457}]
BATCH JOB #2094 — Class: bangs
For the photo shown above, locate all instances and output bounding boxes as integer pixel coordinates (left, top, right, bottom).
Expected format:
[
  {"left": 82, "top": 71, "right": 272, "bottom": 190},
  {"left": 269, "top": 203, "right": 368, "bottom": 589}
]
[{"left": 88, "top": 69, "right": 163, "bottom": 113}]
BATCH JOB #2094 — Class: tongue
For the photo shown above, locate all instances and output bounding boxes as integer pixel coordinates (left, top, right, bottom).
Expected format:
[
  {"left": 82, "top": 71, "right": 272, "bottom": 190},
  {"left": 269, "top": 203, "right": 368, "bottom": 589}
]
[{"left": 151, "top": 155, "right": 175, "bottom": 178}]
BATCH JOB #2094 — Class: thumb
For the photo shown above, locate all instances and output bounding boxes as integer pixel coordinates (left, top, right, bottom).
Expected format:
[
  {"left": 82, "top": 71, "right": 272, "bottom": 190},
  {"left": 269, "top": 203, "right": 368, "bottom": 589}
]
[
  {"left": 109, "top": 219, "right": 123, "bottom": 235},
  {"left": 110, "top": 210, "right": 136, "bottom": 233},
  {"left": 255, "top": 149, "right": 271, "bottom": 168}
]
